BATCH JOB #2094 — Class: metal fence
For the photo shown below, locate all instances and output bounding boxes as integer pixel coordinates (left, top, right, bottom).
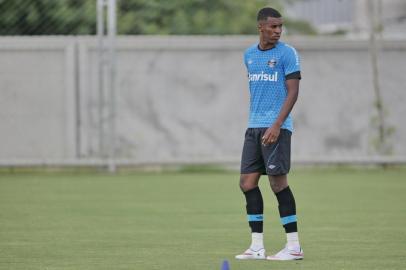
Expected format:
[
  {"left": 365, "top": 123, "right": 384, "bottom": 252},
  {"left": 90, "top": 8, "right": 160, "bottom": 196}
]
[
  {"left": 1, "top": 0, "right": 406, "bottom": 169},
  {"left": 1, "top": 0, "right": 406, "bottom": 37}
]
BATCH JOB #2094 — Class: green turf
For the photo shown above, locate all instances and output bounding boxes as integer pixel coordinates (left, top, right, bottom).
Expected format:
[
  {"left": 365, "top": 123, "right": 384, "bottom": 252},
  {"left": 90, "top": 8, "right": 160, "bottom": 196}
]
[{"left": 1, "top": 168, "right": 406, "bottom": 270}]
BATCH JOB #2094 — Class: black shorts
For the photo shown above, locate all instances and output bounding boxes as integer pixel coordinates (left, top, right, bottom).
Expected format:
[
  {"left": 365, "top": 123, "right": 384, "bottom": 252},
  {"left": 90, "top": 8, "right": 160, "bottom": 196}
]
[{"left": 240, "top": 128, "right": 291, "bottom": 176}]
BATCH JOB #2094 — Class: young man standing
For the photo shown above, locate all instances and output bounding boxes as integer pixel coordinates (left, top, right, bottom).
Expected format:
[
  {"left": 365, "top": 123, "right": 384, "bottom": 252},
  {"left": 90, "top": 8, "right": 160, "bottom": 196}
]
[{"left": 235, "top": 7, "right": 303, "bottom": 261}]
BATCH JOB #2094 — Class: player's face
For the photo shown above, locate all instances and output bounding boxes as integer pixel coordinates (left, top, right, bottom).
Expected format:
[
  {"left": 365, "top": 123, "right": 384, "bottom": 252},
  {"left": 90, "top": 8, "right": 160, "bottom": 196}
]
[{"left": 258, "top": 17, "right": 283, "bottom": 44}]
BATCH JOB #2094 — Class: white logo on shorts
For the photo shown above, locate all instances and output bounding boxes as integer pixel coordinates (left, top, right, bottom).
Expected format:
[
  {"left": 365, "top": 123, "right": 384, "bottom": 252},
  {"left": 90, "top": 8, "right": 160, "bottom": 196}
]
[{"left": 268, "top": 164, "right": 276, "bottom": 169}]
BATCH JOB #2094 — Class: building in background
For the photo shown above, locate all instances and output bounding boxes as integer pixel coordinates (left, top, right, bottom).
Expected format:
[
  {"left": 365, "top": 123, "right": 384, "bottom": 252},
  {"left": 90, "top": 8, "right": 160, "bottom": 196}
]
[{"left": 286, "top": 0, "right": 406, "bottom": 37}]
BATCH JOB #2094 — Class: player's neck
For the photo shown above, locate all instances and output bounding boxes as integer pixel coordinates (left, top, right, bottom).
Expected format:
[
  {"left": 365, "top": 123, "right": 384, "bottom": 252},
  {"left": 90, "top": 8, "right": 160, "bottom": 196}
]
[{"left": 258, "top": 40, "right": 277, "bottom": 51}]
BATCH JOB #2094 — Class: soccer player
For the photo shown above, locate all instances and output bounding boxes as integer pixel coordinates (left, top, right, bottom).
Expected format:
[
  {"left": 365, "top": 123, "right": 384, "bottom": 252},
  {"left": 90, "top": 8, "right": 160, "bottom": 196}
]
[{"left": 235, "top": 7, "right": 303, "bottom": 261}]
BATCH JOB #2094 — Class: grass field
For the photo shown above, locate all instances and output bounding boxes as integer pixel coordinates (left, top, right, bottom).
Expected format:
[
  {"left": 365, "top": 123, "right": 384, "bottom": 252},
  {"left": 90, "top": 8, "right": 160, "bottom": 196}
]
[{"left": 0, "top": 168, "right": 406, "bottom": 270}]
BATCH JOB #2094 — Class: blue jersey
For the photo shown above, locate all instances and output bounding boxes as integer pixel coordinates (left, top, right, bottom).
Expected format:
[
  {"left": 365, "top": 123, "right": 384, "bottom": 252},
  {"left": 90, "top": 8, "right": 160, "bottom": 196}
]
[{"left": 244, "top": 41, "right": 301, "bottom": 132}]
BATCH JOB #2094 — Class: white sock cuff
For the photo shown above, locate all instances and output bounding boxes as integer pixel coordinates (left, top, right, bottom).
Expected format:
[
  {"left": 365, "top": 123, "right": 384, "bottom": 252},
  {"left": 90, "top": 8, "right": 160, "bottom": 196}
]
[
  {"left": 286, "top": 232, "right": 299, "bottom": 242},
  {"left": 252, "top": 232, "right": 263, "bottom": 240},
  {"left": 250, "top": 233, "right": 264, "bottom": 251},
  {"left": 286, "top": 232, "right": 300, "bottom": 249}
]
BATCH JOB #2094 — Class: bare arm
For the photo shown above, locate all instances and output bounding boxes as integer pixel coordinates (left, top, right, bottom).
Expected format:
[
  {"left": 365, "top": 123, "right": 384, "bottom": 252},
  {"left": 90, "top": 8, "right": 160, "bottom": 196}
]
[{"left": 261, "top": 78, "right": 299, "bottom": 145}]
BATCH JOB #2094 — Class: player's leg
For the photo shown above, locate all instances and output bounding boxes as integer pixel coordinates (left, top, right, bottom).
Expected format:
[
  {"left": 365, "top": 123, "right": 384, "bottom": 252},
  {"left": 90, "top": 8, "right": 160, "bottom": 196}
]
[
  {"left": 236, "top": 172, "right": 266, "bottom": 259},
  {"left": 267, "top": 174, "right": 303, "bottom": 260},
  {"left": 261, "top": 129, "right": 303, "bottom": 261},
  {"left": 236, "top": 129, "right": 266, "bottom": 260}
]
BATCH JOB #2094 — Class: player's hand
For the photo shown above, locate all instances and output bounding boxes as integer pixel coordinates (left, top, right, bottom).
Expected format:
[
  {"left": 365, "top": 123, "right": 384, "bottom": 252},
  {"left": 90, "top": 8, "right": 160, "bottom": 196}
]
[{"left": 261, "top": 124, "right": 280, "bottom": 146}]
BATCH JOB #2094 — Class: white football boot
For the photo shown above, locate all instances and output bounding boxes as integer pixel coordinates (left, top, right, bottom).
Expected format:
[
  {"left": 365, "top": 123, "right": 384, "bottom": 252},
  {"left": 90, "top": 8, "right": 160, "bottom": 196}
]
[
  {"left": 266, "top": 246, "right": 304, "bottom": 261},
  {"left": 235, "top": 248, "right": 266, "bottom": 260}
]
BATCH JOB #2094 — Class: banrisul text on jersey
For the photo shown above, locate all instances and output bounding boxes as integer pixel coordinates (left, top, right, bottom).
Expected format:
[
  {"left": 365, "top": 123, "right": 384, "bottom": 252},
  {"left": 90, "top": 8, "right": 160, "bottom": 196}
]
[{"left": 248, "top": 72, "right": 278, "bottom": 82}]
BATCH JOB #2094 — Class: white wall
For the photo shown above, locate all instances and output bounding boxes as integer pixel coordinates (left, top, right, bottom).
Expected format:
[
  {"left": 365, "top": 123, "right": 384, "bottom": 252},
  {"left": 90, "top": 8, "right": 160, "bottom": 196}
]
[
  {"left": 1, "top": 36, "right": 405, "bottom": 164},
  {"left": 0, "top": 38, "right": 77, "bottom": 160}
]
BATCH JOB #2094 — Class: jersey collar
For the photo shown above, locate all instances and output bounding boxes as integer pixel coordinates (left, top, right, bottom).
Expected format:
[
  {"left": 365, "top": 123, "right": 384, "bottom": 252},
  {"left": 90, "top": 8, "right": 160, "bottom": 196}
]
[{"left": 257, "top": 41, "right": 279, "bottom": 51}]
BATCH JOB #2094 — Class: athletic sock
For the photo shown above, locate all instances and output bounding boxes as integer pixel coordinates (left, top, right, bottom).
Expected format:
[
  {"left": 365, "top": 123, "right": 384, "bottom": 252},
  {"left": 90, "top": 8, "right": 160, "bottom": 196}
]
[
  {"left": 244, "top": 186, "right": 264, "bottom": 233},
  {"left": 275, "top": 186, "right": 297, "bottom": 233},
  {"left": 286, "top": 232, "right": 300, "bottom": 250},
  {"left": 250, "top": 232, "right": 264, "bottom": 251},
  {"left": 275, "top": 186, "right": 300, "bottom": 248}
]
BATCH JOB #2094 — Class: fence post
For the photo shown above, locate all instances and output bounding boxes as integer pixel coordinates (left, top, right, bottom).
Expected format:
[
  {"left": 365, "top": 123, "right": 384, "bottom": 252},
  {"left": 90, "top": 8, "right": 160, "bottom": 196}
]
[{"left": 97, "top": 0, "right": 117, "bottom": 173}]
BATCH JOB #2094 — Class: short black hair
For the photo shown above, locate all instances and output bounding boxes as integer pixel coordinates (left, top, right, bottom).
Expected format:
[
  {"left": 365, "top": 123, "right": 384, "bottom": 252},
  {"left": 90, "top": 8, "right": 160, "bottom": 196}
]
[{"left": 257, "top": 7, "right": 282, "bottom": 21}]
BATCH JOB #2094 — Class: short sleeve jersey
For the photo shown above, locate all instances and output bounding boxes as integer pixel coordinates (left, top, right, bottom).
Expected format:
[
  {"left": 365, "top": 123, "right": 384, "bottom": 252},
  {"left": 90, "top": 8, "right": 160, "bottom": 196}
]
[{"left": 243, "top": 41, "right": 301, "bottom": 132}]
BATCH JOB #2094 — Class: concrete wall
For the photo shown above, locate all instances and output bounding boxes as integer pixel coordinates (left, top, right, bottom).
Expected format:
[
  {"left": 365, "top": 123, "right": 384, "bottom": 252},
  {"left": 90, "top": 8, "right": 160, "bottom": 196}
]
[
  {"left": 1, "top": 36, "right": 405, "bottom": 164},
  {"left": 0, "top": 38, "right": 77, "bottom": 160}
]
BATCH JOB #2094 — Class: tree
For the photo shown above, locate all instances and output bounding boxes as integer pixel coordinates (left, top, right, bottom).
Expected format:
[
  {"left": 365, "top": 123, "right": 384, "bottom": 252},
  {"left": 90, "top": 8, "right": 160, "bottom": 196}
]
[
  {"left": 0, "top": 0, "right": 96, "bottom": 35},
  {"left": 0, "top": 0, "right": 314, "bottom": 35},
  {"left": 117, "top": 0, "right": 274, "bottom": 35}
]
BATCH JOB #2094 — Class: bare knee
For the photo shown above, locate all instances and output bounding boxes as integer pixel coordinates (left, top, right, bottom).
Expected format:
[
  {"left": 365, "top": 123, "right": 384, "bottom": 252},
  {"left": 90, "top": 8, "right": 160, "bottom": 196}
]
[
  {"left": 270, "top": 181, "right": 285, "bottom": 193},
  {"left": 239, "top": 178, "right": 256, "bottom": 192},
  {"left": 239, "top": 174, "right": 260, "bottom": 192},
  {"left": 268, "top": 174, "right": 288, "bottom": 193}
]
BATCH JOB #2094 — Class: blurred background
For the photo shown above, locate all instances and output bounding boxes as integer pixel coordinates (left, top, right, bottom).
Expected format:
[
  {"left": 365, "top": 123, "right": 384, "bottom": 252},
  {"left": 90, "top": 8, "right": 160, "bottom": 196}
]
[{"left": 0, "top": 0, "right": 405, "bottom": 171}]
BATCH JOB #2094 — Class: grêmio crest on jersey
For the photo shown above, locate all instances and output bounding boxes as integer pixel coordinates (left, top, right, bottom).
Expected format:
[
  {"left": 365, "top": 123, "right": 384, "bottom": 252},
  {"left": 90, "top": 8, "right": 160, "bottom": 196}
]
[{"left": 267, "top": 58, "right": 277, "bottom": 68}]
